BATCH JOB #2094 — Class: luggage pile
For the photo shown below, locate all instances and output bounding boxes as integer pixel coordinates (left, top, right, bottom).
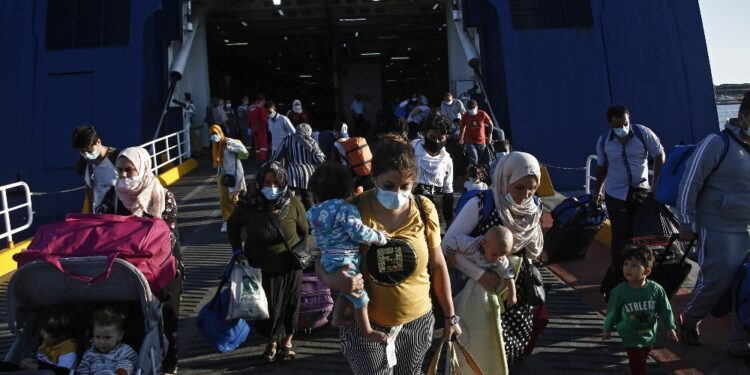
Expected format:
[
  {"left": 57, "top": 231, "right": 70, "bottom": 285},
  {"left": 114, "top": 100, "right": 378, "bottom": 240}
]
[{"left": 544, "top": 194, "right": 607, "bottom": 262}]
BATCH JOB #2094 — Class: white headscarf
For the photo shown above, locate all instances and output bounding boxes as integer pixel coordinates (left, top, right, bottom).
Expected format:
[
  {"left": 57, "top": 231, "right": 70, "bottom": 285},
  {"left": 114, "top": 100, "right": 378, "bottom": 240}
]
[
  {"left": 492, "top": 151, "right": 544, "bottom": 258},
  {"left": 115, "top": 147, "right": 166, "bottom": 218},
  {"left": 292, "top": 99, "right": 303, "bottom": 114}
]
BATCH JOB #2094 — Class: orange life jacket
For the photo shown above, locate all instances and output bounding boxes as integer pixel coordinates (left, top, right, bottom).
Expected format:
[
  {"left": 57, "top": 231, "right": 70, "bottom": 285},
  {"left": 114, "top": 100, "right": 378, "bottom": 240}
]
[{"left": 338, "top": 137, "right": 372, "bottom": 176}]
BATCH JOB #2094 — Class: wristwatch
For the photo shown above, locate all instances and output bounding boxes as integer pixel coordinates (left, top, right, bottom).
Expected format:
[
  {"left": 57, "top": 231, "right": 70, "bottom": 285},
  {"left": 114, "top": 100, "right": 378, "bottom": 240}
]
[{"left": 445, "top": 315, "right": 461, "bottom": 326}]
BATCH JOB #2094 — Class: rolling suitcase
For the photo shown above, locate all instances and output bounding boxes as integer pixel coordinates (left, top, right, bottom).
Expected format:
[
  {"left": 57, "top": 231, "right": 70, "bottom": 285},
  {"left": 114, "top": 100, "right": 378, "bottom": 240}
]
[
  {"left": 600, "top": 234, "right": 695, "bottom": 301},
  {"left": 297, "top": 271, "right": 334, "bottom": 333},
  {"left": 545, "top": 194, "right": 606, "bottom": 262}
]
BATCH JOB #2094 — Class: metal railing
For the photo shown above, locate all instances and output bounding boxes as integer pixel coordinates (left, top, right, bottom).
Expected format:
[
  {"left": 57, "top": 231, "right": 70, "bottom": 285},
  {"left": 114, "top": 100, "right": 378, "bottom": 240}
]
[
  {"left": 585, "top": 155, "right": 598, "bottom": 195},
  {"left": 0, "top": 182, "right": 32, "bottom": 248},
  {"left": 139, "top": 128, "right": 191, "bottom": 175},
  {"left": 584, "top": 154, "right": 654, "bottom": 195}
]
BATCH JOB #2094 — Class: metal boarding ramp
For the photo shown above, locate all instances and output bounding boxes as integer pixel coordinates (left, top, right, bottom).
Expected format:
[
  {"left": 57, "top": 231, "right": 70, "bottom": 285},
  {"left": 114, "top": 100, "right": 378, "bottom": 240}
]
[{"left": 0, "top": 159, "right": 668, "bottom": 374}]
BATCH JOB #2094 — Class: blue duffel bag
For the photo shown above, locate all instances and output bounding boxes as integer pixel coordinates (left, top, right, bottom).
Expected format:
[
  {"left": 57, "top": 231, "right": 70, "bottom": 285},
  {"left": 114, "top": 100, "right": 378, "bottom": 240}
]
[{"left": 197, "top": 259, "right": 251, "bottom": 353}]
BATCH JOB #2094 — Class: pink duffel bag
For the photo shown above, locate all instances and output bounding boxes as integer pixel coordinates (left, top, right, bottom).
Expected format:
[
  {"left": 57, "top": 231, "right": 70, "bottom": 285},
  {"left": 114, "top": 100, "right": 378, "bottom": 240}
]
[{"left": 14, "top": 213, "right": 176, "bottom": 296}]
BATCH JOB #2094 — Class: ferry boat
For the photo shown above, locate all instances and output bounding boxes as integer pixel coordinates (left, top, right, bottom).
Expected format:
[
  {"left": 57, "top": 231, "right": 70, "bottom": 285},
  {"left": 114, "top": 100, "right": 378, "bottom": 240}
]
[{"left": 0, "top": 1, "right": 739, "bottom": 374}]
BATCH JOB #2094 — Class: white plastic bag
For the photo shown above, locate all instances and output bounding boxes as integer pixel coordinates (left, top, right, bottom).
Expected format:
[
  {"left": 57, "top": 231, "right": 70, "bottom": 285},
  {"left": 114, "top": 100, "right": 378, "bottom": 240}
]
[{"left": 227, "top": 264, "right": 269, "bottom": 320}]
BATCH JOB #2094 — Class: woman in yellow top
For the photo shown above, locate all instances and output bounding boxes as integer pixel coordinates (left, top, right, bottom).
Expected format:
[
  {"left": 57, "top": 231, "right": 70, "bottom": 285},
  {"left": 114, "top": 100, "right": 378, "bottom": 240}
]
[{"left": 316, "top": 134, "right": 460, "bottom": 375}]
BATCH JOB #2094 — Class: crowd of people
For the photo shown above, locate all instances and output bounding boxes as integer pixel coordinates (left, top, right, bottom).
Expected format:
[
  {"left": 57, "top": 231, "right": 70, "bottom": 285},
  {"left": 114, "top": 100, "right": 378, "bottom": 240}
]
[{"left": 51, "top": 90, "right": 749, "bottom": 374}]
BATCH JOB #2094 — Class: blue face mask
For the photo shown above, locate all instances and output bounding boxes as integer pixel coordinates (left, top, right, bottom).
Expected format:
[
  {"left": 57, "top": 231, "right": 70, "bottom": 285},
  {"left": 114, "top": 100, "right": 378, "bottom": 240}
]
[
  {"left": 376, "top": 188, "right": 410, "bottom": 210},
  {"left": 262, "top": 186, "right": 282, "bottom": 201},
  {"left": 83, "top": 149, "right": 100, "bottom": 160},
  {"left": 210, "top": 134, "right": 221, "bottom": 143},
  {"left": 496, "top": 152, "right": 509, "bottom": 160},
  {"left": 613, "top": 125, "right": 630, "bottom": 138}
]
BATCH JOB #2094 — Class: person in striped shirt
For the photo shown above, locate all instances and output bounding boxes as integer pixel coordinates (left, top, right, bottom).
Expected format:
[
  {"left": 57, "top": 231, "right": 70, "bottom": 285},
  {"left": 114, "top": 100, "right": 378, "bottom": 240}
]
[
  {"left": 77, "top": 308, "right": 138, "bottom": 375},
  {"left": 271, "top": 123, "right": 326, "bottom": 210}
]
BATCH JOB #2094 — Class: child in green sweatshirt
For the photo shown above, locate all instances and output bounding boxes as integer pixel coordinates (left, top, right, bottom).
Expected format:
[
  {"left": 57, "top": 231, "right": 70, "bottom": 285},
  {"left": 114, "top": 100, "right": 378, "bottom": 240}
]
[{"left": 602, "top": 245, "right": 678, "bottom": 375}]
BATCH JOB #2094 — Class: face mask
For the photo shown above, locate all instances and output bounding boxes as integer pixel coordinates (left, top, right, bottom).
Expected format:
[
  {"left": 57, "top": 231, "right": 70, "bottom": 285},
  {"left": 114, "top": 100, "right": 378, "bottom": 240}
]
[
  {"left": 496, "top": 152, "right": 509, "bottom": 160},
  {"left": 262, "top": 186, "right": 282, "bottom": 200},
  {"left": 376, "top": 188, "right": 410, "bottom": 210},
  {"left": 445, "top": 99, "right": 453, "bottom": 105},
  {"left": 83, "top": 148, "right": 100, "bottom": 160},
  {"left": 613, "top": 125, "right": 630, "bottom": 138},
  {"left": 117, "top": 176, "right": 141, "bottom": 191},
  {"left": 210, "top": 134, "right": 221, "bottom": 143},
  {"left": 293, "top": 105, "right": 302, "bottom": 114},
  {"left": 468, "top": 108, "right": 478, "bottom": 116},
  {"left": 268, "top": 112, "right": 276, "bottom": 119},
  {"left": 424, "top": 138, "right": 446, "bottom": 153},
  {"left": 340, "top": 131, "right": 349, "bottom": 138}
]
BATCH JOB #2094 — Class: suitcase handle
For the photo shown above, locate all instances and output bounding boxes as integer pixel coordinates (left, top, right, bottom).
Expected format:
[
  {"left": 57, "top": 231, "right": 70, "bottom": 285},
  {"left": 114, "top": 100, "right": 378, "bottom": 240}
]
[{"left": 667, "top": 233, "right": 696, "bottom": 264}]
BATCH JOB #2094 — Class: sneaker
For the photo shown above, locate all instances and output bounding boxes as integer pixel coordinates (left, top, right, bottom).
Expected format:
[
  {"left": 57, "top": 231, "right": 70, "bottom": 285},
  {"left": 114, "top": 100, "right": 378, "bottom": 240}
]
[
  {"left": 679, "top": 315, "right": 701, "bottom": 346},
  {"left": 220, "top": 222, "right": 227, "bottom": 233}
]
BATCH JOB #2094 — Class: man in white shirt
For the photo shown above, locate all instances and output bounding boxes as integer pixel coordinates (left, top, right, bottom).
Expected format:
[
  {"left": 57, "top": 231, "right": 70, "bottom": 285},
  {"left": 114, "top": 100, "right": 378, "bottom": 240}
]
[
  {"left": 413, "top": 113, "right": 455, "bottom": 226},
  {"left": 264, "top": 100, "right": 296, "bottom": 155}
]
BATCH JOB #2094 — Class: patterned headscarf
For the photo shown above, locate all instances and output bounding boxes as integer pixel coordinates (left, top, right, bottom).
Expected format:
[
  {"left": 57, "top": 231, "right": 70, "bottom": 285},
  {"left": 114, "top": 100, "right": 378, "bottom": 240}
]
[
  {"left": 255, "top": 161, "right": 292, "bottom": 211},
  {"left": 294, "top": 123, "right": 317, "bottom": 151},
  {"left": 115, "top": 147, "right": 166, "bottom": 218},
  {"left": 210, "top": 124, "right": 227, "bottom": 168},
  {"left": 491, "top": 151, "right": 544, "bottom": 258}
]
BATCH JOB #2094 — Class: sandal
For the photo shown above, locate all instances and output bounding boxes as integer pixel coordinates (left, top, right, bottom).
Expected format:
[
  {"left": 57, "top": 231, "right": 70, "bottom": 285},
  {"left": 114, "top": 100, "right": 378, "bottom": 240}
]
[
  {"left": 262, "top": 342, "right": 277, "bottom": 363},
  {"left": 679, "top": 315, "right": 701, "bottom": 346},
  {"left": 279, "top": 345, "right": 296, "bottom": 363}
]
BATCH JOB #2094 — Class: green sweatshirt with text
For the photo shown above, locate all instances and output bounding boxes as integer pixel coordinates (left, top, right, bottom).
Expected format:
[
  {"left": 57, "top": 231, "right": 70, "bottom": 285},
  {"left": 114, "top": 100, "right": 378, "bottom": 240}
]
[{"left": 603, "top": 280, "right": 676, "bottom": 347}]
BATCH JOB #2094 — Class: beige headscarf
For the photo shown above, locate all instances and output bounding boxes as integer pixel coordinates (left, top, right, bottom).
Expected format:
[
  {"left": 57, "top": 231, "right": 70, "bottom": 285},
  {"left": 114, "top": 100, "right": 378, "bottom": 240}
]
[
  {"left": 115, "top": 147, "right": 166, "bottom": 218},
  {"left": 492, "top": 151, "right": 544, "bottom": 258}
]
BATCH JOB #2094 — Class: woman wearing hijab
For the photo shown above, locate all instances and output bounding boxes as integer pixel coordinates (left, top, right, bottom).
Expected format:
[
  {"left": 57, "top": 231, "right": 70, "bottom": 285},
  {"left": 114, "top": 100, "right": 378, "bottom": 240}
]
[
  {"left": 112, "top": 147, "right": 182, "bottom": 374},
  {"left": 227, "top": 162, "right": 307, "bottom": 363},
  {"left": 443, "top": 151, "right": 543, "bottom": 369},
  {"left": 210, "top": 124, "right": 249, "bottom": 232},
  {"left": 271, "top": 123, "right": 326, "bottom": 210},
  {"left": 286, "top": 99, "right": 310, "bottom": 128}
]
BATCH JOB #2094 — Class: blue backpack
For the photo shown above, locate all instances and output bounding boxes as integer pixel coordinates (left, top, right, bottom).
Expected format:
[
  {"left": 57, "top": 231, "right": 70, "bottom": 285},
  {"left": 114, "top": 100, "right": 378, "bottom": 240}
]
[
  {"left": 654, "top": 130, "right": 730, "bottom": 206},
  {"left": 551, "top": 194, "right": 607, "bottom": 230},
  {"left": 197, "top": 258, "right": 251, "bottom": 353},
  {"left": 736, "top": 261, "right": 750, "bottom": 329},
  {"left": 454, "top": 189, "right": 494, "bottom": 222}
]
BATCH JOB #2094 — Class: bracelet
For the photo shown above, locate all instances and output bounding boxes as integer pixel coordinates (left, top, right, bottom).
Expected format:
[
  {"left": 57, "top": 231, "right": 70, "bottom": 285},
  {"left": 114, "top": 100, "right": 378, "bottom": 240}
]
[{"left": 444, "top": 315, "right": 457, "bottom": 320}]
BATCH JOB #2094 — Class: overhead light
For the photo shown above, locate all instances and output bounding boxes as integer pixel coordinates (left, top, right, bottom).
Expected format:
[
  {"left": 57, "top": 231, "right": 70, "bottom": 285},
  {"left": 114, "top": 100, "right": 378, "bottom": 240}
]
[
  {"left": 338, "top": 17, "right": 367, "bottom": 22},
  {"left": 226, "top": 42, "right": 248, "bottom": 46},
  {"left": 433, "top": 3, "right": 440, "bottom": 10},
  {"left": 299, "top": 74, "right": 313, "bottom": 78},
  {"left": 241, "top": 21, "right": 248, "bottom": 27},
  {"left": 387, "top": 79, "right": 397, "bottom": 82},
  {"left": 377, "top": 35, "right": 398, "bottom": 40},
  {"left": 391, "top": 56, "right": 409, "bottom": 60},
  {"left": 224, "top": 39, "right": 229, "bottom": 43},
  {"left": 273, "top": 0, "right": 281, "bottom": 5},
  {"left": 360, "top": 52, "right": 381, "bottom": 56}
]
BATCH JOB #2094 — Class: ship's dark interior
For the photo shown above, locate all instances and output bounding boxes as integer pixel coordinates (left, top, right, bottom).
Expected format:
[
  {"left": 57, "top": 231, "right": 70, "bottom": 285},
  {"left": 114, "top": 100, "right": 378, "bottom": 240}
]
[{"left": 203, "top": 0, "right": 450, "bottom": 129}]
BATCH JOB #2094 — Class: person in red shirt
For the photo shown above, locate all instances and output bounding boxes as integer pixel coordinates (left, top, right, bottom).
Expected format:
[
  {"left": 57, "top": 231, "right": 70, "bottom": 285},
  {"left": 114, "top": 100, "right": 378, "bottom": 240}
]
[
  {"left": 286, "top": 99, "right": 311, "bottom": 128},
  {"left": 459, "top": 99, "right": 493, "bottom": 166},
  {"left": 248, "top": 93, "right": 270, "bottom": 161}
]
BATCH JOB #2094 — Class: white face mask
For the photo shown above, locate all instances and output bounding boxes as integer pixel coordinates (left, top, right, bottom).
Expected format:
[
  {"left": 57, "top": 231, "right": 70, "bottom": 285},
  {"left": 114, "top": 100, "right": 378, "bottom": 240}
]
[
  {"left": 613, "top": 125, "right": 630, "bottom": 138},
  {"left": 268, "top": 111, "right": 276, "bottom": 119},
  {"left": 83, "top": 148, "right": 100, "bottom": 160},
  {"left": 445, "top": 98, "right": 453, "bottom": 104},
  {"left": 117, "top": 176, "right": 141, "bottom": 191},
  {"left": 293, "top": 105, "right": 302, "bottom": 114},
  {"left": 210, "top": 134, "right": 221, "bottom": 143},
  {"left": 376, "top": 188, "right": 410, "bottom": 210},
  {"left": 468, "top": 108, "right": 478, "bottom": 116}
]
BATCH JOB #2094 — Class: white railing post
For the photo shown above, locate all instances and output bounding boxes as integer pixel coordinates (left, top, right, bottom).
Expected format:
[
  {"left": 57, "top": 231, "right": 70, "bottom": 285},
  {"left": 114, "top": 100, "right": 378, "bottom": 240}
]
[
  {"left": 585, "top": 155, "right": 598, "bottom": 195},
  {"left": 1, "top": 189, "right": 12, "bottom": 248},
  {"left": 176, "top": 130, "right": 183, "bottom": 165},
  {"left": 139, "top": 129, "right": 192, "bottom": 176}
]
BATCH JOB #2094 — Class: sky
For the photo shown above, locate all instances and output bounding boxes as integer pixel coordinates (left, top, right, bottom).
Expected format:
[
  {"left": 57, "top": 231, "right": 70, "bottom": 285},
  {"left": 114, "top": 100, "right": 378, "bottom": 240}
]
[{"left": 698, "top": 0, "right": 750, "bottom": 84}]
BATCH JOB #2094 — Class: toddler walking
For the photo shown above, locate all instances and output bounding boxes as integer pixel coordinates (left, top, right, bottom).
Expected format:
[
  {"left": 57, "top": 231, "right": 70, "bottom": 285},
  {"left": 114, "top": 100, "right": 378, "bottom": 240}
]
[
  {"left": 602, "top": 245, "right": 678, "bottom": 375},
  {"left": 307, "top": 163, "right": 389, "bottom": 343},
  {"left": 77, "top": 308, "right": 138, "bottom": 375},
  {"left": 444, "top": 225, "right": 517, "bottom": 304}
]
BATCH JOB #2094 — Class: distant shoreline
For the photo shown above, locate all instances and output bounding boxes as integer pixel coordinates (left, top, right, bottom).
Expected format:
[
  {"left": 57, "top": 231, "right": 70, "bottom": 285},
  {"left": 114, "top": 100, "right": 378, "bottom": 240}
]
[{"left": 715, "top": 83, "right": 749, "bottom": 104}]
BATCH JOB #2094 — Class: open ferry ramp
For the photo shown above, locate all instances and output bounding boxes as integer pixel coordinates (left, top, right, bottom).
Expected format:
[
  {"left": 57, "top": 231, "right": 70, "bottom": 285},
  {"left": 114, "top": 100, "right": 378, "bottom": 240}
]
[{"left": 0, "top": 158, "right": 746, "bottom": 374}]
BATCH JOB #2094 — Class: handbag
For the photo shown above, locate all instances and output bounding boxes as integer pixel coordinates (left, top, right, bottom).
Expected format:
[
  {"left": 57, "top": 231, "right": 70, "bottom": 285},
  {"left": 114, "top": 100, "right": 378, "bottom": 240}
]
[
  {"left": 196, "top": 259, "right": 251, "bottom": 353},
  {"left": 427, "top": 337, "right": 485, "bottom": 375},
  {"left": 220, "top": 156, "right": 239, "bottom": 187},
  {"left": 519, "top": 252, "right": 546, "bottom": 306},
  {"left": 268, "top": 212, "right": 313, "bottom": 270}
]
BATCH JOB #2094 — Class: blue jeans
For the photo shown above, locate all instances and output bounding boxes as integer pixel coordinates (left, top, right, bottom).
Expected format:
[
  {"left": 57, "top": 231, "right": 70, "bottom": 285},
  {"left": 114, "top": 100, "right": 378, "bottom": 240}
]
[{"left": 464, "top": 143, "right": 487, "bottom": 165}]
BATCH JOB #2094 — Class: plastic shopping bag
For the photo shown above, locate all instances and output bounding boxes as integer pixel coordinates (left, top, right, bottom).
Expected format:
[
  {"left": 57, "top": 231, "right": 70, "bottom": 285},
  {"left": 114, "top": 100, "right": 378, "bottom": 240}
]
[{"left": 227, "top": 264, "right": 269, "bottom": 320}]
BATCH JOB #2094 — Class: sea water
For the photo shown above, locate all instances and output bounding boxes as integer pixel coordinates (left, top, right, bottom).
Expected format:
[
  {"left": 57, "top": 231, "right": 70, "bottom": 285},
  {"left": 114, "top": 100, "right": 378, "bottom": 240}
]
[{"left": 717, "top": 103, "right": 740, "bottom": 129}]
